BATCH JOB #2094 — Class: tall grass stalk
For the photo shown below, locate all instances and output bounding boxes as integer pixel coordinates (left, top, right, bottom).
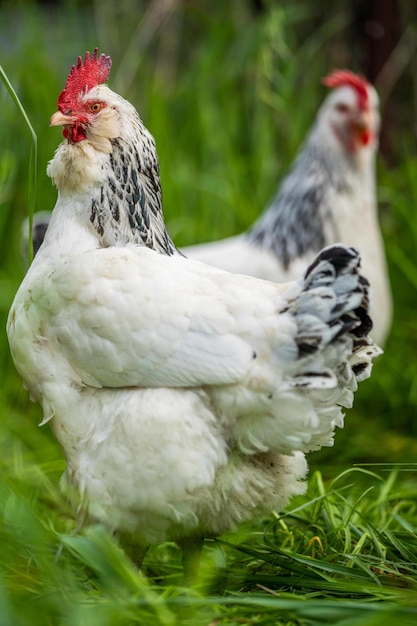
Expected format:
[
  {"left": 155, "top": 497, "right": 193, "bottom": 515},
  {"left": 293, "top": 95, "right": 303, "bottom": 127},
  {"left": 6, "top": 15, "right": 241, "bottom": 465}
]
[{"left": 0, "top": 65, "right": 36, "bottom": 263}]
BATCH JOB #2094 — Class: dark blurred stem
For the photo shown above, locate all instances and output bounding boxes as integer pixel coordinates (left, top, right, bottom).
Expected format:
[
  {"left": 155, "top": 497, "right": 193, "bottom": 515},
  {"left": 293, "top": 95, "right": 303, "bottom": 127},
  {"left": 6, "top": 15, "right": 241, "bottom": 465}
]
[{"left": 176, "top": 535, "right": 205, "bottom": 584}]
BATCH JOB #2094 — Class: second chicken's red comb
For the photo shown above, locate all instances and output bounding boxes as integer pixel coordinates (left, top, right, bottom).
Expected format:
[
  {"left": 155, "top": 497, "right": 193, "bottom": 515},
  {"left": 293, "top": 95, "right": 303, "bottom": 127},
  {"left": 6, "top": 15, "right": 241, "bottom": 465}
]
[{"left": 322, "top": 69, "right": 369, "bottom": 110}]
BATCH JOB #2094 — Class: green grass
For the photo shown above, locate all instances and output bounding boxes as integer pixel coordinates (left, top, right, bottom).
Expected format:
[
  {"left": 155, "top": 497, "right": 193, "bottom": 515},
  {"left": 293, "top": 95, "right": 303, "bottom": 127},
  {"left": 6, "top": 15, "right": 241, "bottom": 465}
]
[
  {"left": 1, "top": 1, "right": 417, "bottom": 624},
  {"left": 1, "top": 460, "right": 417, "bottom": 625},
  {"left": 0, "top": 63, "right": 37, "bottom": 263}
]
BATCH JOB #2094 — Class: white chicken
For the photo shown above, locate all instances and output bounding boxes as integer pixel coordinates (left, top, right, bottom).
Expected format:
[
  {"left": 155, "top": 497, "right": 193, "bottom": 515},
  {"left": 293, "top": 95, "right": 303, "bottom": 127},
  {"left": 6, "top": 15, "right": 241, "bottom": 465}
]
[
  {"left": 7, "top": 50, "right": 381, "bottom": 578},
  {"left": 184, "top": 70, "right": 392, "bottom": 346}
]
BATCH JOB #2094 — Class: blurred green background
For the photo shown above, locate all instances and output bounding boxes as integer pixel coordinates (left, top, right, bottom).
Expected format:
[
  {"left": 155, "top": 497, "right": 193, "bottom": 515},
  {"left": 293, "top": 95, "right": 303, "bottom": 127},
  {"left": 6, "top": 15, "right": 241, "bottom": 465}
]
[{"left": 1, "top": 1, "right": 417, "bottom": 624}]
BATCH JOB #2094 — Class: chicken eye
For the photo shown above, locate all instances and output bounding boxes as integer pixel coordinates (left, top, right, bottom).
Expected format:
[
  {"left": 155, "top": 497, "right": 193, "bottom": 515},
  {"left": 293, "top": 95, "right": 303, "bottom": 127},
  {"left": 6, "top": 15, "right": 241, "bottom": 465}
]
[
  {"left": 335, "top": 103, "right": 349, "bottom": 114},
  {"left": 90, "top": 103, "right": 102, "bottom": 113}
]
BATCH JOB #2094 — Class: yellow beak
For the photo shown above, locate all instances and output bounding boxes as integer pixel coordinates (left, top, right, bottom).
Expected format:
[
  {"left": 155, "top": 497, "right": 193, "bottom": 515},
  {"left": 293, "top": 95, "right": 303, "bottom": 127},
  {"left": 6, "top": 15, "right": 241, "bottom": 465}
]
[{"left": 50, "top": 111, "right": 74, "bottom": 127}]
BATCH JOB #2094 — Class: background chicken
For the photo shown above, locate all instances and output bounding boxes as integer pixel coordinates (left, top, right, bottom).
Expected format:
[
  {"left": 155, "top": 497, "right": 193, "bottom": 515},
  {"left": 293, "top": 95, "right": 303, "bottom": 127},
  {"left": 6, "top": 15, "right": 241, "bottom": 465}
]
[
  {"left": 184, "top": 70, "right": 392, "bottom": 346},
  {"left": 7, "top": 50, "right": 381, "bottom": 579}
]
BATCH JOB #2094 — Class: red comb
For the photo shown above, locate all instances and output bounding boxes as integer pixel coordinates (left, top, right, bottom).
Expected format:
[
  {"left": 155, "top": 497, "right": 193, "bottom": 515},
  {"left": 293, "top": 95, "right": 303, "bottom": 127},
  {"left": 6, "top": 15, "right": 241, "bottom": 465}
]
[
  {"left": 58, "top": 48, "right": 112, "bottom": 112},
  {"left": 322, "top": 69, "right": 370, "bottom": 110}
]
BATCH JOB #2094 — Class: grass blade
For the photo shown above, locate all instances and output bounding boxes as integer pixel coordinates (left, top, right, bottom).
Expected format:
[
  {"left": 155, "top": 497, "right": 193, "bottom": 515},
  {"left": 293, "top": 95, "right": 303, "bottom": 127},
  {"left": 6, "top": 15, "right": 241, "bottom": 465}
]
[{"left": 0, "top": 64, "right": 37, "bottom": 263}]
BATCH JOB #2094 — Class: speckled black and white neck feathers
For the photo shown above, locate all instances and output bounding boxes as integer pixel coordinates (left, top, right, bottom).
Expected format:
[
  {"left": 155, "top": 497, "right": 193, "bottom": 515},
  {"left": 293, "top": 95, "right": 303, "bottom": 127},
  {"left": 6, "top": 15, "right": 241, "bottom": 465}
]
[{"left": 91, "top": 135, "right": 177, "bottom": 254}]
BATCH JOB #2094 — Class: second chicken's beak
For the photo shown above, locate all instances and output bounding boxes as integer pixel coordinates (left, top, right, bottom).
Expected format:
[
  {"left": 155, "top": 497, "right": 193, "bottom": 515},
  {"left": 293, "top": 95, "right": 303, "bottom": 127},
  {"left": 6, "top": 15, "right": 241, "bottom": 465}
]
[
  {"left": 50, "top": 111, "right": 74, "bottom": 127},
  {"left": 351, "top": 110, "right": 372, "bottom": 146},
  {"left": 353, "top": 110, "right": 371, "bottom": 131}
]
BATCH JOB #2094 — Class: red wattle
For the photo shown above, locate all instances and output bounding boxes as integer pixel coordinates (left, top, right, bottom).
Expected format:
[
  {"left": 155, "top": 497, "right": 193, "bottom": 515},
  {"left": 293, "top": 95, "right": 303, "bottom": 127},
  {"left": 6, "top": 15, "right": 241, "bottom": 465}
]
[
  {"left": 63, "top": 123, "right": 87, "bottom": 143},
  {"left": 361, "top": 129, "right": 371, "bottom": 145}
]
